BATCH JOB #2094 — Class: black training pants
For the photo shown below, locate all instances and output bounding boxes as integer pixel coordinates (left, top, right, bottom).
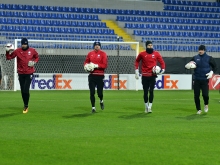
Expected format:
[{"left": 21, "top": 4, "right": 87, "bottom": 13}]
[
  {"left": 88, "top": 74, "right": 104, "bottom": 107},
  {"left": 18, "top": 74, "right": 33, "bottom": 107},
  {"left": 193, "top": 79, "right": 209, "bottom": 110},
  {"left": 142, "top": 76, "right": 156, "bottom": 103}
]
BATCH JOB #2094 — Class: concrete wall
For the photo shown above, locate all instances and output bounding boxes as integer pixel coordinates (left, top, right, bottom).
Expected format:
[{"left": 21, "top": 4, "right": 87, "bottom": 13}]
[{"left": 4, "top": 0, "right": 164, "bottom": 11}]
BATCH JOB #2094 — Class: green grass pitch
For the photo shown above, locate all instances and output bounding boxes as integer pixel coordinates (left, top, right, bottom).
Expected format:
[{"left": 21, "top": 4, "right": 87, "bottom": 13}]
[{"left": 0, "top": 90, "right": 220, "bottom": 165}]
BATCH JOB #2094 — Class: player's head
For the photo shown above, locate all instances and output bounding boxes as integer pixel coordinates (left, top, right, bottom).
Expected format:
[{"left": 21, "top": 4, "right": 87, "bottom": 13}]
[
  {"left": 93, "top": 41, "right": 101, "bottom": 51},
  {"left": 198, "top": 45, "right": 206, "bottom": 55},
  {"left": 145, "top": 41, "right": 154, "bottom": 54},
  {"left": 21, "top": 38, "right": 29, "bottom": 50}
]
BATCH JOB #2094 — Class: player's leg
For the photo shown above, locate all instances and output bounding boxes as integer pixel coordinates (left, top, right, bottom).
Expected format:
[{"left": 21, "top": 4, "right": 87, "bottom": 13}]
[
  {"left": 22, "top": 74, "right": 33, "bottom": 113},
  {"left": 3, "top": 75, "right": 8, "bottom": 90},
  {"left": 18, "top": 74, "right": 26, "bottom": 112},
  {"left": 23, "top": 74, "right": 33, "bottom": 106},
  {"left": 142, "top": 76, "right": 150, "bottom": 112},
  {"left": 201, "top": 80, "right": 209, "bottom": 112},
  {"left": 88, "top": 75, "right": 96, "bottom": 112},
  {"left": 96, "top": 75, "right": 104, "bottom": 110},
  {"left": 193, "top": 80, "right": 201, "bottom": 114},
  {"left": 148, "top": 77, "right": 156, "bottom": 112}
]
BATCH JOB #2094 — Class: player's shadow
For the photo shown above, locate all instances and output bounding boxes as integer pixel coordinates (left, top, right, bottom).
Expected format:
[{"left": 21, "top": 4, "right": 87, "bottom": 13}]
[
  {"left": 176, "top": 113, "right": 208, "bottom": 120},
  {"left": 0, "top": 107, "right": 21, "bottom": 118},
  {"left": 118, "top": 112, "right": 151, "bottom": 119},
  {"left": 63, "top": 113, "right": 92, "bottom": 118}
]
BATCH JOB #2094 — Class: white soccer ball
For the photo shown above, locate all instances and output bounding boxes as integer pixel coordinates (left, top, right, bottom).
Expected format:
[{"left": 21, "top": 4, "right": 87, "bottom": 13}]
[
  {"left": 189, "top": 61, "right": 196, "bottom": 69},
  {"left": 5, "top": 43, "right": 15, "bottom": 52},
  {"left": 152, "top": 66, "right": 161, "bottom": 74}
]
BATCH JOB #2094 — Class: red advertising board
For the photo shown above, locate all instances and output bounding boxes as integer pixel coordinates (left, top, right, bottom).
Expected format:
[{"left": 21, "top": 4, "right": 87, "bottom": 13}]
[{"left": 209, "top": 74, "right": 220, "bottom": 90}]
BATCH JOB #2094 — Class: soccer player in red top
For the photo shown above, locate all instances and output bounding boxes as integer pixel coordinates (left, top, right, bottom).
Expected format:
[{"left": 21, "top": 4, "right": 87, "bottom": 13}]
[
  {"left": 84, "top": 41, "right": 108, "bottom": 113},
  {"left": 135, "top": 41, "right": 165, "bottom": 113},
  {"left": 5, "top": 38, "right": 39, "bottom": 113}
]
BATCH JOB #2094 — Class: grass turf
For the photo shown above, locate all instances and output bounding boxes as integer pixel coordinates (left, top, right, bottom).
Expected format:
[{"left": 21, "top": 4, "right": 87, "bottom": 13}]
[{"left": 0, "top": 90, "right": 220, "bottom": 165}]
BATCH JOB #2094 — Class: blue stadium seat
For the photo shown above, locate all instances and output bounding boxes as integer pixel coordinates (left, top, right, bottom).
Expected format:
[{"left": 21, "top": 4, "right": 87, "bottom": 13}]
[
  {"left": 54, "top": 6, "right": 61, "bottom": 12},
  {"left": 0, "top": 4, "right": 5, "bottom": 9},
  {"left": 57, "top": 13, "right": 63, "bottom": 19},
  {"left": 21, "top": 26, "right": 27, "bottom": 32},
  {"left": 29, "top": 5, "right": 36, "bottom": 11},
  {"left": 14, "top": 26, "right": 20, "bottom": 32},
  {"left": 27, "top": 26, "right": 33, "bottom": 32},
  {"left": 17, "top": 4, "right": 24, "bottom": 10}
]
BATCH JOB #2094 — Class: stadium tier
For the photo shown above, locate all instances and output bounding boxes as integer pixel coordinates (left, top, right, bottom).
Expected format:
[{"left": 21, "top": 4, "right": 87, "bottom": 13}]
[{"left": 0, "top": 0, "right": 220, "bottom": 51}]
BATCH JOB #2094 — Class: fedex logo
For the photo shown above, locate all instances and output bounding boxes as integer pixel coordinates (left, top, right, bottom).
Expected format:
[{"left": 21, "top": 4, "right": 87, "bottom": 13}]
[
  {"left": 104, "top": 75, "right": 127, "bottom": 89},
  {"left": 155, "top": 75, "right": 178, "bottom": 89},
  {"left": 31, "top": 74, "right": 72, "bottom": 89}
]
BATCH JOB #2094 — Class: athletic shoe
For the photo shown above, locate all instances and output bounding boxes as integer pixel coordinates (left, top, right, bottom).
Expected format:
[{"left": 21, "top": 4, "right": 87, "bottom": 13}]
[
  {"left": 100, "top": 102, "right": 104, "bottom": 110},
  {"left": 23, "top": 107, "right": 28, "bottom": 114},
  {"left": 145, "top": 107, "right": 148, "bottom": 113},
  {"left": 204, "top": 105, "right": 208, "bottom": 113},
  {"left": 197, "top": 110, "right": 202, "bottom": 115},
  {"left": 148, "top": 108, "right": 152, "bottom": 113},
  {"left": 91, "top": 109, "right": 96, "bottom": 113}
]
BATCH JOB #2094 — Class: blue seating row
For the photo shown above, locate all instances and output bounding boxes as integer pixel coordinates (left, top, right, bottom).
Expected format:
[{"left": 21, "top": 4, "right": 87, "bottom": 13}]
[
  {"left": 125, "top": 23, "right": 220, "bottom": 31},
  {"left": 0, "top": 18, "right": 106, "bottom": 27},
  {"left": 0, "top": 26, "right": 115, "bottom": 35},
  {"left": 117, "top": 16, "right": 220, "bottom": 24},
  {"left": 134, "top": 30, "right": 220, "bottom": 38},
  {"left": 153, "top": 45, "right": 220, "bottom": 52},
  {"left": 0, "top": 11, "right": 99, "bottom": 20},
  {"left": 5, "top": 36, "right": 123, "bottom": 42},
  {"left": 142, "top": 37, "right": 220, "bottom": 45},
  {"left": 0, "top": 32, "right": 119, "bottom": 39},
  {"left": 1, "top": 4, "right": 220, "bottom": 18},
  {"left": 164, "top": 5, "right": 220, "bottom": 13},
  {"left": 163, "top": 0, "right": 220, "bottom": 7}
]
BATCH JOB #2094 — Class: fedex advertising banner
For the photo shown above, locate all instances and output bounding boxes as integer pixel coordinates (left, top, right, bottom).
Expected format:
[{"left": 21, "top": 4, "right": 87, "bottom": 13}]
[{"left": 15, "top": 74, "right": 192, "bottom": 90}]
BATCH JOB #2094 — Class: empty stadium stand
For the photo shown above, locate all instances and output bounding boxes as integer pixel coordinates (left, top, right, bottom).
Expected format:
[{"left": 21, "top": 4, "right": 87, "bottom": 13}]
[{"left": 0, "top": 0, "right": 220, "bottom": 53}]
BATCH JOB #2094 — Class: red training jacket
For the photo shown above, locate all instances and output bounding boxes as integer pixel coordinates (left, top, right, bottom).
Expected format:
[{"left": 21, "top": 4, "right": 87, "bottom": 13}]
[
  {"left": 6, "top": 47, "right": 39, "bottom": 74},
  {"left": 135, "top": 50, "right": 165, "bottom": 77},
  {"left": 84, "top": 49, "right": 108, "bottom": 76}
]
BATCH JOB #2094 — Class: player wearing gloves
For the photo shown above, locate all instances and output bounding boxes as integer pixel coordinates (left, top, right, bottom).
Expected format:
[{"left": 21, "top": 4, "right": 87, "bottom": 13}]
[
  {"left": 5, "top": 38, "right": 39, "bottom": 113},
  {"left": 135, "top": 41, "right": 165, "bottom": 113},
  {"left": 84, "top": 41, "right": 108, "bottom": 113},
  {"left": 185, "top": 45, "right": 217, "bottom": 114}
]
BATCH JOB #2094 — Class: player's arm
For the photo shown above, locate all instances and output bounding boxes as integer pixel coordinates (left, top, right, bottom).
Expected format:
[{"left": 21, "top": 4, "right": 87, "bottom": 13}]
[
  {"left": 156, "top": 52, "right": 165, "bottom": 74},
  {"left": 5, "top": 43, "right": 16, "bottom": 60},
  {"left": 209, "top": 57, "right": 217, "bottom": 73},
  {"left": 6, "top": 49, "right": 17, "bottom": 60},
  {"left": 84, "top": 53, "right": 90, "bottom": 66},
  {"left": 134, "top": 54, "right": 142, "bottom": 79},
  {"left": 28, "top": 49, "right": 39, "bottom": 67},
  {"left": 156, "top": 53, "right": 165, "bottom": 70},
  {"left": 33, "top": 49, "right": 39, "bottom": 63},
  {"left": 135, "top": 54, "right": 141, "bottom": 69},
  {"left": 83, "top": 53, "right": 93, "bottom": 72},
  {"left": 96, "top": 52, "right": 108, "bottom": 69}
]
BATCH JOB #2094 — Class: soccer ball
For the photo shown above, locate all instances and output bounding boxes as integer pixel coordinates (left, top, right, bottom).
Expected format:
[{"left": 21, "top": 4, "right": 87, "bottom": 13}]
[
  {"left": 152, "top": 66, "right": 161, "bottom": 74},
  {"left": 5, "top": 43, "right": 15, "bottom": 52},
  {"left": 189, "top": 61, "right": 196, "bottom": 69}
]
